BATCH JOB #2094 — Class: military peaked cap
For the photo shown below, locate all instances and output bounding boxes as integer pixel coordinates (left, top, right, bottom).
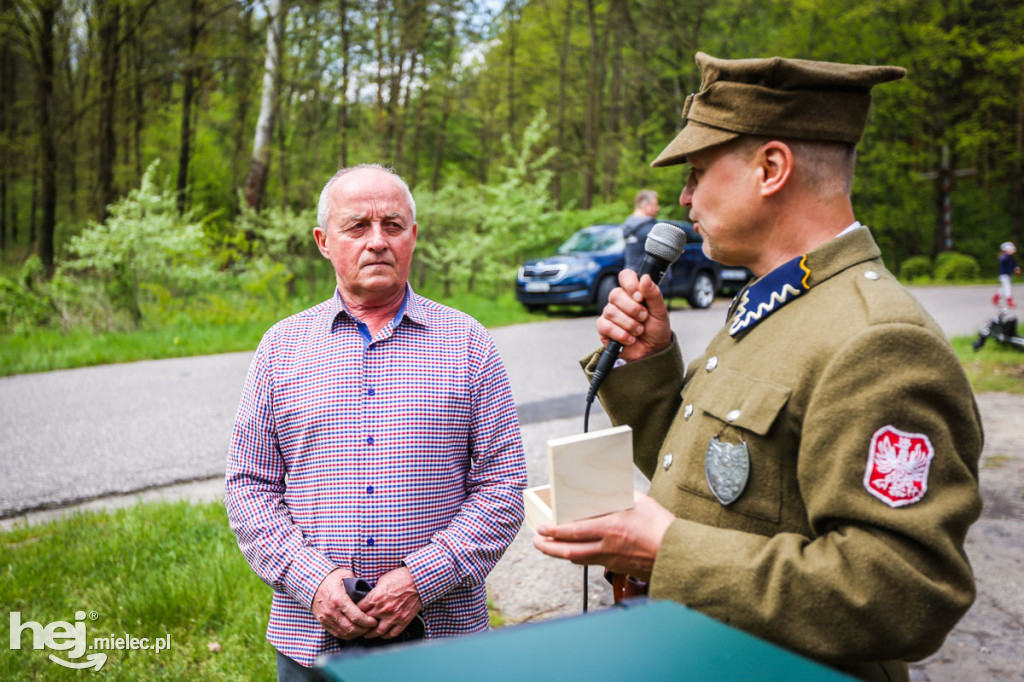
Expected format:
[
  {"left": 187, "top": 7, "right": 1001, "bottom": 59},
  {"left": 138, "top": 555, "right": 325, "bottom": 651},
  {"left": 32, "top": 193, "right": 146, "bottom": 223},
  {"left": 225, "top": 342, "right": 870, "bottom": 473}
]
[{"left": 651, "top": 52, "right": 906, "bottom": 167}]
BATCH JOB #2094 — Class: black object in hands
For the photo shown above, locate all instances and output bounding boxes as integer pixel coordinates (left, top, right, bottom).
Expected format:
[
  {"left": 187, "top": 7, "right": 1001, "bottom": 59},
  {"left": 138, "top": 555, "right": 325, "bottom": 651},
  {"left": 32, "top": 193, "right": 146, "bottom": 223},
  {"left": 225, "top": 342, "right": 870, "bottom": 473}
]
[
  {"left": 341, "top": 577, "right": 425, "bottom": 647},
  {"left": 586, "top": 222, "right": 688, "bottom": 404}
]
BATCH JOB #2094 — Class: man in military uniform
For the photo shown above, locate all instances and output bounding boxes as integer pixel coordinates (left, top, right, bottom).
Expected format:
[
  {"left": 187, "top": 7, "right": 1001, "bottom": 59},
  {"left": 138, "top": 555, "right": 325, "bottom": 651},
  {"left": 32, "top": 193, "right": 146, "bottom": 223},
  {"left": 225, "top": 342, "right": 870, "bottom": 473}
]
[{"left": 533, "top": 53, "right": 982, "bottom": 682}]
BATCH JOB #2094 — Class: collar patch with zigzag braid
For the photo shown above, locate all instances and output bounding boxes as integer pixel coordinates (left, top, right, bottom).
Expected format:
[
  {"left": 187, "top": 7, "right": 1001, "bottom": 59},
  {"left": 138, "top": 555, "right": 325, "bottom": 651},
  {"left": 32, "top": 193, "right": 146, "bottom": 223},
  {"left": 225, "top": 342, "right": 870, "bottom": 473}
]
[{"left": 728, "top": 255, "right": 811, "bottom": 336}]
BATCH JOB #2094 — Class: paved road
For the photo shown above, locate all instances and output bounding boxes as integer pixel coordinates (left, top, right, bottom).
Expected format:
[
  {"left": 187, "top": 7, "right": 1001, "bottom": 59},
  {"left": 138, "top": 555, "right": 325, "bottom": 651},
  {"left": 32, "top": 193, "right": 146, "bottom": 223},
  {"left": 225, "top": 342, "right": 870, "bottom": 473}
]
[{"left": 0, "top": 284, "right": 997, "bottom": 518}]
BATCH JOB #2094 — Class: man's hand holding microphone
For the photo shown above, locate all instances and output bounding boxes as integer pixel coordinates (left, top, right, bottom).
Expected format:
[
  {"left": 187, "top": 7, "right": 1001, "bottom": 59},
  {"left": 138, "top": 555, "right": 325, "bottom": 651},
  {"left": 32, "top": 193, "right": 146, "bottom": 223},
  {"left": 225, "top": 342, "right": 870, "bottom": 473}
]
[{"left": 538, "top": 223, "right": 685, "bottom": 583}]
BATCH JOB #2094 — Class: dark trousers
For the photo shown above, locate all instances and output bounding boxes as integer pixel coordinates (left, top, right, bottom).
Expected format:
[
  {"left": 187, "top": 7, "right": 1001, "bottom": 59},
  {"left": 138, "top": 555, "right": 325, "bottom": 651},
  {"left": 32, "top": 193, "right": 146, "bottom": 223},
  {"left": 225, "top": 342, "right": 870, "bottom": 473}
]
[{"left": 276, "top": 649, "right": 321, "bottom": 682}]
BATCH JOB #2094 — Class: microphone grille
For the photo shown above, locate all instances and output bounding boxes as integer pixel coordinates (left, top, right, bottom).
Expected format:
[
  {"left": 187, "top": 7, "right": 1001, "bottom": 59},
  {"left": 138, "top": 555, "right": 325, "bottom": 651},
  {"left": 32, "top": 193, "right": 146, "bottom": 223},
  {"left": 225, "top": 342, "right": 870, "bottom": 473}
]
[{"left": 645, "top": 222, "right": 688, "bottom": 263}]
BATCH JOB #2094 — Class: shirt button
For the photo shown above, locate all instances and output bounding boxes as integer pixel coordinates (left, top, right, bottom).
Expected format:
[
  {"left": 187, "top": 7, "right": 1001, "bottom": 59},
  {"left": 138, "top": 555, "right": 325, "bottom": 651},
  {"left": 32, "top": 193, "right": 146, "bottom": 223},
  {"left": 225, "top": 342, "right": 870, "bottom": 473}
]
[
  {"left": 864, "top": 270, "right": 880, "bottom": 280},
  {"left": 367, "top": 538, "right": 375, "bottom": 547},
  {"left": 367, "top": 388, "right": 376, "bottom": 396},
  {"left": 683, "top": 404, "right": 694, "bottom": 419},
  {"left": 366, "top": 436, "right": 375, "bottom": 445},
  {"left": 366, "top": 485, "right": 374, "bottom": 495},
  {"left": 706, "top": 356, "right": 718, "bottom": 372},
  {"left": 663, "top": 453, "right": 674, "bottom": 470},
  {"left": 726, "top": 409, "right": 741, "bottom": 422}
]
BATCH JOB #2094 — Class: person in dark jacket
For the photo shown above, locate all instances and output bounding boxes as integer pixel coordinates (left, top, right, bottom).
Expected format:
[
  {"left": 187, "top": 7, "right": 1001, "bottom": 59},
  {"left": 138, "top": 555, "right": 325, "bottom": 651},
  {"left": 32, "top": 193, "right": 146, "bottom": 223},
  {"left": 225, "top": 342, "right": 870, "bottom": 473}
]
[{"left": 622, "top": 189, "right": 660, "bottom": 271}]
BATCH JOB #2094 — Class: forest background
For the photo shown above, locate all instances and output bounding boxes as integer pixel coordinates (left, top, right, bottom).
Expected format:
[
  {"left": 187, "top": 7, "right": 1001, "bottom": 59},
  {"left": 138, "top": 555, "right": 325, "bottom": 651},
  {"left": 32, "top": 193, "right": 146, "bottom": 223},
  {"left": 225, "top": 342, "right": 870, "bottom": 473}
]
[{"left": 1, "top": 0, "right": 1023, "bottom": 370}]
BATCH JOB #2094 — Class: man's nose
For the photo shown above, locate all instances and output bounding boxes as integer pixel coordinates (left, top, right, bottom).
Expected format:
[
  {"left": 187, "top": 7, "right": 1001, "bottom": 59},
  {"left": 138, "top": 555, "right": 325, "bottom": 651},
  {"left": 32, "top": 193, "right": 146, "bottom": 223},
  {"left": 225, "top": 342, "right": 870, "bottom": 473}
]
[
  {"left": 366, "top": 224, "right": 388, "bottom": 250},
  {"left": 680, "top": 176, "right": 695, "bottom": 207}
]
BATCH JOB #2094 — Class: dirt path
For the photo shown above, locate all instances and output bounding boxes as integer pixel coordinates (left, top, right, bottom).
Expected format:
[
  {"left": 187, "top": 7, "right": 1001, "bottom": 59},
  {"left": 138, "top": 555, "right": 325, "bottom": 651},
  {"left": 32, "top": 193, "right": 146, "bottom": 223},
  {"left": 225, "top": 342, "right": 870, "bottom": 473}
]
[{"left": 910, "top": 392, "right": 1024, "bottom": 681}]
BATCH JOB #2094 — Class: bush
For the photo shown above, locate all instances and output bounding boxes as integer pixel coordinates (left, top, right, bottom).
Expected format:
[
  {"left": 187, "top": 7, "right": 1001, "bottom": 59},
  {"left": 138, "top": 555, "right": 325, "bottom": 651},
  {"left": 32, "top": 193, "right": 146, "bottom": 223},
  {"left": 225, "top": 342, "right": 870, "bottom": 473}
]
[
  {"left": 934, "top": 250, "right": 962, "bottom": 272},
  {"left": 898, "top": 255, "right": 932, "bottom": 282},
  {"left": 0, "top": 256, "right": 55, "bottom": 333},
  {"left": 933, "top": 253, "right": 980, "bottom": 282},
  {"left": 63, "top": 160, "right": 221, "bottom": 325}
]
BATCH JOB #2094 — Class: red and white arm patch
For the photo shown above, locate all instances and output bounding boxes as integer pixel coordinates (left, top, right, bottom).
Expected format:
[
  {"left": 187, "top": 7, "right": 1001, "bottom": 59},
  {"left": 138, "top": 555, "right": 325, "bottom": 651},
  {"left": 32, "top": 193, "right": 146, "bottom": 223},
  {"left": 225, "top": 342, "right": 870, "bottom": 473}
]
[{"left": 863, "top": 426, "right": 935, "bottom": 508}]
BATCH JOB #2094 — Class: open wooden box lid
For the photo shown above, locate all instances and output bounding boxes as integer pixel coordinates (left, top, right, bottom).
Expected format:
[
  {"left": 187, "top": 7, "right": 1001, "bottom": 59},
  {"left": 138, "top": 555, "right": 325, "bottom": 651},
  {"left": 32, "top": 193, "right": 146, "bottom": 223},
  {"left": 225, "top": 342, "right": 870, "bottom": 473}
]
[{"left": 524, "top": 424, "right": 634, "bottom": 532}]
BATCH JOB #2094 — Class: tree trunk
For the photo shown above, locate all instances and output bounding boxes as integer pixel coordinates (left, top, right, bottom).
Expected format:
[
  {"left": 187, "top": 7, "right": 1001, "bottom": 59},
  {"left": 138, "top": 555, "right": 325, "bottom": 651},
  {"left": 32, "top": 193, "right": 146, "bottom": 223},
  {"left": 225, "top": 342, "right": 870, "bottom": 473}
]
[
  {"left": 37, "top": 0, "right": 58, "bottom": 275},
  {"left": 394, "top": 50, "right": 417, "bottom": 169},
  {"left": 0, "top": 28, "right": 9, "bottom": 252},
  {"left": 552, "top": 0, "right": 572, "bottom": 209},
  {"left": 430, "top": 9, "right": 456, "bottom": 192},
  {"left": 374, "top": 0, "right": 386, "bottom": 144},
  {"left": 505, "top": 0, "right": 517, "bottom": 134},
  {"left": 96, "top": 0, "right": 121, "bottom": 220},
  {"left": 277, "top": 81, "right": 289, "bottom": 207},
  {"left": 409, "top": 76, "right": 427, "bottom": 186},
  {"left": 30, "top": 151, "right": 38, "bottom": 247},
  {"left": 476, "top": 80, "right": 493, "bottom": 185},
  {"left": 431, "top": 83, "right": 453, "bottom": 192},
  {"left": 61, "top": 42, "right": 79, "bottom": 219},
  {"left": 230, "top": 4, "right": 254, "bottom": 200},
  {"left": 131, "top": 23, "right": 145, "bottom": 180},
  {"left": 1013, "top": 62, "right": 1024, "bottom": 241},
  {"left": 602, "top": 0, "right": 625, "bottom": 202},
  {"left": 176, "top": 0, "right": 202, "bottom": 215},
  {"left": 244, "top": 0, "right": 284, "bottom": 209},
  {"left": 383, "top": 15, "right": 403, "bottom": 162},
  {"left": 301, "top": 6, "right": 324, "bottom": 177},
  {"left": 337, "top": 0, "right": 350, "bottom": 169},
  {"left": 582, "top": 0, "right": 602, "bottom": 210}
]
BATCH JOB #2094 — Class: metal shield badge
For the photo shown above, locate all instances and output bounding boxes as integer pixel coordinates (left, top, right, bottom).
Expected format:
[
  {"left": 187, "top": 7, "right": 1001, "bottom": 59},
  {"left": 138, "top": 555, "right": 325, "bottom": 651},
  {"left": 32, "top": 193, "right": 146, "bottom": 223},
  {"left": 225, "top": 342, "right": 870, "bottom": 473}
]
[{"left": 705, "top": 436, "right": 750, "bottom": 506}]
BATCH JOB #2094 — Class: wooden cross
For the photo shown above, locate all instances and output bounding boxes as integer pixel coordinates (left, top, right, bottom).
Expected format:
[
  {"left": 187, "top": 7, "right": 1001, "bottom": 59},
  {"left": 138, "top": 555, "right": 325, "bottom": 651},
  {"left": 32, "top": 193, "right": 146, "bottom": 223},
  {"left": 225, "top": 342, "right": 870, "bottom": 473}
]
[{"left": 914, "top": 144, "right": 977, "bottom": 251}]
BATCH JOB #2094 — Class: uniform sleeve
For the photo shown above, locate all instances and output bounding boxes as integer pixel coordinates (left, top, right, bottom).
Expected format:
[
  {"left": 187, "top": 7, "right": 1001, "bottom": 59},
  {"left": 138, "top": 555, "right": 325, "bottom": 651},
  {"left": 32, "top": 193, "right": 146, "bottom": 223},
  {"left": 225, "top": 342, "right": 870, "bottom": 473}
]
[
  {"left": 580, "top": 334, "right": 687, "bottom": 479},
  {"left": 224, "top": 335, "right": 340, "bottom": 609},
  {"left": 650, "top": 322, "right": 982, "bottom": 664},
  {"left": 403, "top": 334, "right": 528, "bottom": 605}
]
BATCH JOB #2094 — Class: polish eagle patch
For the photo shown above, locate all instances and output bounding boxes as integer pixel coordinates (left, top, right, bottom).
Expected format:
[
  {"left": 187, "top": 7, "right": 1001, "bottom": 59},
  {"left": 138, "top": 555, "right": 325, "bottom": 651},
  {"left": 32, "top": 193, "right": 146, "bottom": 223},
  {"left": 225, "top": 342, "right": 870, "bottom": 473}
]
[{"left": 863, "top": 426, "right": 935, "bottom": 507}]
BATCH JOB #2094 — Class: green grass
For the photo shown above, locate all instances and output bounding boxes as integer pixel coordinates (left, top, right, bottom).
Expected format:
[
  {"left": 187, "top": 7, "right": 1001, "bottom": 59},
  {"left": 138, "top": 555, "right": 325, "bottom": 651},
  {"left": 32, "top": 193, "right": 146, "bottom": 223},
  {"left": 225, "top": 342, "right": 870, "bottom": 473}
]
[
  {"left": 0, "top": 289, "right": 547, "bottom": 377},
  {"left": 0, "top": 320, "right": 276, "bottom": 376},
  {"left": 951, "top": 335, "right": 1024, "bottom": 394},
  {"left": 1, "top": 500, "right": 511, "bottom": 680},
  {"left": 0, "top": 501, "right": 274, "bottom": 680}
]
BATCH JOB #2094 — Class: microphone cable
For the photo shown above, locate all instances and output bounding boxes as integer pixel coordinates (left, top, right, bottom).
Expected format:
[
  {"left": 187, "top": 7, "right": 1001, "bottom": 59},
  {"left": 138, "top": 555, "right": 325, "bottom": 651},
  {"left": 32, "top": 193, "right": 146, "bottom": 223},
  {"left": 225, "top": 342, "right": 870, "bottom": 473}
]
[
  {"left": 582, "top": 398, "right": 593, "bottom": 612},
  {"left": 578, "top": 222, "right": 687, "bottom": 614}
]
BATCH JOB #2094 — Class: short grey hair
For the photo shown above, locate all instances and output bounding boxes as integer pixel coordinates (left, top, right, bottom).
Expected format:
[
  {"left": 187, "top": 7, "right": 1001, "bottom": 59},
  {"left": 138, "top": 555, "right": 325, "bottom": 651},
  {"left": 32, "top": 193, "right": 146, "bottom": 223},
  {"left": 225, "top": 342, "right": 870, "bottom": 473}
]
[
  {"left": 634, "top": 189, "right": 658, "bottom": 208},
  {"left": 316, "top": 163, "right": 417, "bottom": 230},
  {"left": 735, "top": 136, "right": 857, "bottom": 198}
]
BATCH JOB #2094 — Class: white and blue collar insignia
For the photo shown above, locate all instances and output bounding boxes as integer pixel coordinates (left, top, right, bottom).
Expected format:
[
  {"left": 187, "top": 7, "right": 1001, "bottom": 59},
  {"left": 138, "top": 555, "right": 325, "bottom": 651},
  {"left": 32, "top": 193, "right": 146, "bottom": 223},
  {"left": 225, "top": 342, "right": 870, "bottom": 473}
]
[{"left": 729, "top": 255, "right": 811, "bottom": 336}]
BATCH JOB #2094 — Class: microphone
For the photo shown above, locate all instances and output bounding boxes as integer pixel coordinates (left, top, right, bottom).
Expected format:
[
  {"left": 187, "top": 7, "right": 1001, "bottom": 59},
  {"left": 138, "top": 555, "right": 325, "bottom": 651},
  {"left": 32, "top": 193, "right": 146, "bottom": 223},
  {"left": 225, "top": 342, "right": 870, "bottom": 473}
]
[{"left": 586, "top": 222, "right": 687, "bottom": 404}]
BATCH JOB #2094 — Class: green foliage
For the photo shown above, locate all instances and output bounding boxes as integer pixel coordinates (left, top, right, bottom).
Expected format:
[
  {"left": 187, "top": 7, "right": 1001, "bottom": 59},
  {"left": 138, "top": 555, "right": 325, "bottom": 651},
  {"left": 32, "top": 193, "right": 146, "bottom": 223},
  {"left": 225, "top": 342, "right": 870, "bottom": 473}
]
[
  {"left": 0, "top": 256, "right": 57, "bottom": 333},
  {"left": 934, "top": 252, "right": 980, "bottom": 282},
  {"left": 898, "top": 255, "right": 933, "bottom": 282},
  {"left": 234, "top": 197, "right": 320, "bottom": 301},
  {"left": 417, "top": 110, "right": 561, "bottom": 295},
  {"left": 63, "top": 161, "right": 221, "bottom": 325}
]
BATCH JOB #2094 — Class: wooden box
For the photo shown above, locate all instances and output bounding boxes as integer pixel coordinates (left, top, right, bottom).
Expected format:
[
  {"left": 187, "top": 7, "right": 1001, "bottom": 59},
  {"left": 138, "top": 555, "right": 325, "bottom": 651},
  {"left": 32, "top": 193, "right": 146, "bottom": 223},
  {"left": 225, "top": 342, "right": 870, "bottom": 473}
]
[{"left": 524, "top": 424, "right": 634, "bottom": 532}]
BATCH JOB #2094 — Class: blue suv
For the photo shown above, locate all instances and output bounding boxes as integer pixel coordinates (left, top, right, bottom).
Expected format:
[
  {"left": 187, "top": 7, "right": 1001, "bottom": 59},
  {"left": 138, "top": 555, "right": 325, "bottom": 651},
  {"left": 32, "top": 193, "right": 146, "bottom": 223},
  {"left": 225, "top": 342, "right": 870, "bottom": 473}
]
[{"left": 515, "top": 221, "right": 750, "bottom": 312}]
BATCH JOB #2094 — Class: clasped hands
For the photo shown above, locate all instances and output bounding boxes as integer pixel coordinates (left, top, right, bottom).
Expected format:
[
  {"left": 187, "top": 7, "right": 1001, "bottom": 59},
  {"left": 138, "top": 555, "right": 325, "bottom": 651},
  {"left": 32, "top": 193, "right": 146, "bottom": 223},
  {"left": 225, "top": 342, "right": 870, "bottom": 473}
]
[
  {"left": 532, "top": 491, "right": 675, "bottom": 581},
  {"left": 312, "top": 565, "right": 422, "bottom": 641}
]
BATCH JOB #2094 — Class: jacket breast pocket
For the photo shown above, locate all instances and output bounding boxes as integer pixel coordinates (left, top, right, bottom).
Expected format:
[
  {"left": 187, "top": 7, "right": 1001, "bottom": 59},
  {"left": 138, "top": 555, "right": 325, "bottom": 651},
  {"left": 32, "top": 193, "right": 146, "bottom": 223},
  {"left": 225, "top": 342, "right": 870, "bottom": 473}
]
[{"left": 680, "top": 368, "right": 792, "bottom": 524}]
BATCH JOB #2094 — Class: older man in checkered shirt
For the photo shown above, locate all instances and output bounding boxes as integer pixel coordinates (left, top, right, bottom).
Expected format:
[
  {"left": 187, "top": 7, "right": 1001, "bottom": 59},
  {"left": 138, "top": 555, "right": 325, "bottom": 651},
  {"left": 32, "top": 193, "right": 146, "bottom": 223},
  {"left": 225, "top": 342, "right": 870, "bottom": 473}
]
[{"left": 226, "top": 164, "right": 527, "bottom": 680}]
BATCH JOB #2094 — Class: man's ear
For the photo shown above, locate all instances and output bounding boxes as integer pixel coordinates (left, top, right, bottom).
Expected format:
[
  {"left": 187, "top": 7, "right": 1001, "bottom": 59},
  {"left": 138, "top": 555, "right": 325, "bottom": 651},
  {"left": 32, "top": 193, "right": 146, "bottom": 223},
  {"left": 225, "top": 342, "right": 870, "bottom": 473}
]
[
  {"left": 313, "top": 226, "right": 330, "bottom": 259},
  {"left": 758, "top": 141, "right": 793, "bottom": 197}
]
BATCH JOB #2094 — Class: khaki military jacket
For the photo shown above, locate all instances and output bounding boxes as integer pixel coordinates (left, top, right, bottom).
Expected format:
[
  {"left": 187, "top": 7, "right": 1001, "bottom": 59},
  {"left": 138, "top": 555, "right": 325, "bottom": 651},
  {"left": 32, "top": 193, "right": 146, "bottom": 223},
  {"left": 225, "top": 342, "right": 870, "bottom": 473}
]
[{"left": 585, "top": 228, "right": 982, "bottom": 682}]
